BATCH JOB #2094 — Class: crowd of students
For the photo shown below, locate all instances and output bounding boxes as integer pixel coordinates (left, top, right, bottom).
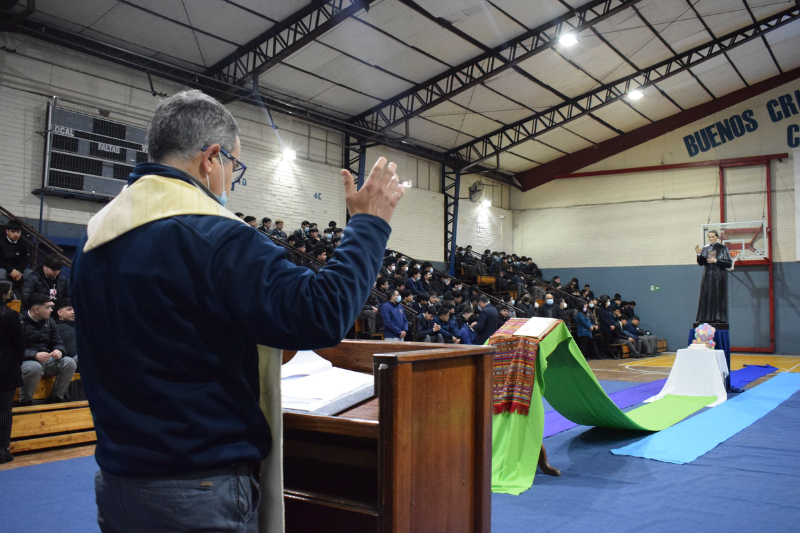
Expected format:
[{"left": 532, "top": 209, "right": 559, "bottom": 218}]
[{"left": 0, "top": 215, "right": 657, "bottom": 465}]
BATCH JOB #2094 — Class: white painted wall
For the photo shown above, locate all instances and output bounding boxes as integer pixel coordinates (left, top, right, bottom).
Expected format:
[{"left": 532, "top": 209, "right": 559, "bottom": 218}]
[{"left": 511, "top": 79, "right": 800, "bottom": 268}]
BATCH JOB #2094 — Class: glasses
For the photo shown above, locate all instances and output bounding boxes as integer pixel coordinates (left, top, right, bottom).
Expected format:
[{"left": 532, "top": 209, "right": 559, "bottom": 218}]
[{"left": 202, "top": 146, "right": 247, "bottom": 187}]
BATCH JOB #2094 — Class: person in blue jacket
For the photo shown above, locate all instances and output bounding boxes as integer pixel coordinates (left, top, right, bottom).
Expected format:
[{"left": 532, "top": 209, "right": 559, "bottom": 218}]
[
  {"left": 575, "top": 305, "right": 601, "bottom": 361},
  {"left": 381, "top": 289, "right": 408, "bottom": 341},
  {"left": 433, "top": 308, "right": 461, "bottom": 343},
  {"left": 70, "top": 90, "right": 405, "bottom": 533}
]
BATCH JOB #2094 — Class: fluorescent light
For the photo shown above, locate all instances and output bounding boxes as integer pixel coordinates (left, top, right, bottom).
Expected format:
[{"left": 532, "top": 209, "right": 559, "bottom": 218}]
[
  {"left": 559, "top": 33, "right": 578, "bottom": 46},
  {"left": 282, "top": 148, "right": 296, "bottom": 161},
  {"left": 482, "top": 199, "right": 491, "bottom": 207},
  {"left": 401, "top": 180, "right": 413, "bottom": 188},
  {"left": 627, "top": 89, "right": 644, "bottom": 100}
]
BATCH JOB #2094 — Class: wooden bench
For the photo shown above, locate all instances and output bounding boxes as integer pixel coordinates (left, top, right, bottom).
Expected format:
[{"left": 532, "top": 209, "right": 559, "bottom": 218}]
[
  {"left": 10, "top": 400, "right": 95, "bottom": 453},
  {"left": 12, "top": 373, "right": 82, "bottom": 402}
]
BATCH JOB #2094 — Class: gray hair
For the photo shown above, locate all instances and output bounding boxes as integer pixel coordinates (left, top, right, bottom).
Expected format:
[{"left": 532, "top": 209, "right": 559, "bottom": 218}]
[{"left": 147, "top": 90, "right": 239, "bottom": 163}]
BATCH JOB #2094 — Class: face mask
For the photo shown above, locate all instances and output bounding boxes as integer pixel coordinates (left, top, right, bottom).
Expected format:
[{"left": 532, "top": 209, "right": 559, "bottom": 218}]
[
  {"left": 510, "top": 299, "right": 515, "bottom": 305},
  {"left": 395, "top": 295, "right": 401, "bottom": 303},
  {"left": 403, "top": 267, "right": 408, "bottom": 272},
  {"left": 606, "top": 301, "right": 610, "bottom": 307},
  {"left": 561, "top": 302, "right": 567, "bottom": 309},
  {"left": 206, "top": 153, "right": 228, "bottom": 207},
  {"left": 534, "top": 302, "right": 539, "bottom": 309},
  {"left": 390, "top": 265, "right": 395, "bottom": 271},
  {"left": 583, "top": 307, "right": 587, "bottom": 312},
  {"left": 415, "top": 276, "right": 421, "bottom": 281},
  {"left": 589, "top": 303, "right": 594, "bottom": 308},
  {"left": 546, "top": 299, "right": 554, "bottom": 305}
]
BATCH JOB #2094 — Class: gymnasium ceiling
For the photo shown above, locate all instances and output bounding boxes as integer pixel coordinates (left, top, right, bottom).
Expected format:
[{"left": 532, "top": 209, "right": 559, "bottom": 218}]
[{"left": 3, "top": 0, "right": 800, "bottom": 190}]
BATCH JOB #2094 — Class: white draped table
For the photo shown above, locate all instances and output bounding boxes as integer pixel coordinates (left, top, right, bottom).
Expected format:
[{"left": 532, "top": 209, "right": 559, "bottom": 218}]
[{"left": 644, "top": 349, "right": 729, "bottom": 407}]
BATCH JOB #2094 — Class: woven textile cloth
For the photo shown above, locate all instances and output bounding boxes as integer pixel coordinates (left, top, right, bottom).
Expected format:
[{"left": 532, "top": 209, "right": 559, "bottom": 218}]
[{"left": 489, "top": 318, "right": 555, "bottom": 416}]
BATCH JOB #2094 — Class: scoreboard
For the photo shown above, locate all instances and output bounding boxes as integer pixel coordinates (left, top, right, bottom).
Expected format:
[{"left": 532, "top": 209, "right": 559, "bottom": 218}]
[{"left": 42, "top": 99, "right": 149, "bottom": 200}]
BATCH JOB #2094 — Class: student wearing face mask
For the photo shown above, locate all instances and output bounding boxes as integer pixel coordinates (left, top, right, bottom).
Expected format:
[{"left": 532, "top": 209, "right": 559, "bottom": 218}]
[
  {"left": 538, "top": 293, "right": 566, "bottom": 320},
  {"left": 575, "top": 304, "right": 601, "bottom": 361},
  {"left": 381, "top": 289, "right": 408, "bottom": 341},
  {"left": 517, "top": 293, "right": 536, "bottom": 318},
  {"left": 404, "top": 268, "right": 425, "bottom": 295}
]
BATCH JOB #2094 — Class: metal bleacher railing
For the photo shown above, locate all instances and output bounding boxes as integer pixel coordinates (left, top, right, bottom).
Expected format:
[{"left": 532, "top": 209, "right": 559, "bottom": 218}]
[
  {"left": 463, "top": 249, "right": 588, "bottom": 309},
  {"left": 390, "top": 248, "right": 528, "bottom": 317}
]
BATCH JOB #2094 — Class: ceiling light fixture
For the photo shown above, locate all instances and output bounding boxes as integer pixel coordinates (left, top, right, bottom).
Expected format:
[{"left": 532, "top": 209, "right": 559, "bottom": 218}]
[
  {"left": 282, "top": 148, "right": 296, "bottom": 161},
  {"left": 627, "top": 89, "right": 644, "bottom": 100},
  {"left": 482, "top": 199, "right": 491, "bottom": 207},
  {"left": 401, "top": 180, "right": 413, "bottom": 188},
  {"left": 559, "top": 33, "right": 578, "bottom": 46}
]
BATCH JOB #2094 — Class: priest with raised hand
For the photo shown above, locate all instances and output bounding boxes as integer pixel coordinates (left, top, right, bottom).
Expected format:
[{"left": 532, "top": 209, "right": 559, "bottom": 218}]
[
  {"left": 71, "top": 89, "right": 404, "bottom": 533},
  {"left": 695, "top": 229, "right": 732, "bottom": 324}
]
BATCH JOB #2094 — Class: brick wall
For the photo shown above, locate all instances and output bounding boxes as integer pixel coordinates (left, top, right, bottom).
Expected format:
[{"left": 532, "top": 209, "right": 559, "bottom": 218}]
[{"left": 0, "top": 35, "right": 347, "bottom": 234}]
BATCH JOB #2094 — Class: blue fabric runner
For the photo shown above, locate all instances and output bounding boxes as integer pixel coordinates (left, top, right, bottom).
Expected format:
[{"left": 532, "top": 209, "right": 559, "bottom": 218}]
[
  {"left": 610, "top": 372, "right": 800, "bottom": 464},
  {"left": 543, "top": 364, "right": 776, "bottom": 438}
]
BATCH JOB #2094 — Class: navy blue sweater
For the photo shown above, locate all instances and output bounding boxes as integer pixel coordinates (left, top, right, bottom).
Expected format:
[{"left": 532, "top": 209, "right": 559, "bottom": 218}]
[{"left": 71, "top": 163, "right": 391, "bottom": 477}]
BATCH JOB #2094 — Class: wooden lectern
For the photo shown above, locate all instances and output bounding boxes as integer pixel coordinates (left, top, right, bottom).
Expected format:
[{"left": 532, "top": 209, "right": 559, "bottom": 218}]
[{"left": 282, "top": 340, "right": 494, "bottom": 533}]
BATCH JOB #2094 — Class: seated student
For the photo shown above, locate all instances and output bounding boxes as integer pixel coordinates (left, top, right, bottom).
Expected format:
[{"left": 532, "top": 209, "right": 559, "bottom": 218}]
[
  {"left": 234, "top": 212, "right": 244, "bottom": 219},
  {"left": 624, "top": 301, "right": 637, "bottom": 319},
  {"left": 19, "top": 294, "right": 75, "bottom": 405},
  {"left": 322, "top": 227, "right": 333, "bottom": 243},
  {"left": 330, "top": 236, "right": 342, "bottom": 249},
  {"left": 457, "top": 307, "right": 476, "bottom": 337},
  {"left": 498, "top": 305, "right": 511, "bottom": 326},
  {"left": 22, "top": 254, "right": 70, "bottom": 302},
  {"left": 290, "top": 240, "right": 308, "bottom": 267},
  {"left": 270, "top": 219, "right": 288, "bottom": 239},
  {"left": 333, "top": 227, "right": 344, "bottom": 241},
  {"left": 415, "top": 308, "right": 443, "bottom": 343},
  {"left": 558, "top": 297, "right": 577, "bottom": 323},
  {"left": 412, "top": 293, "right": 430, "bottom": 315},
  {"left": 380, "top": 290, "right": 408, "bottom": 341},
  {"left": 434, "top": 308, "right": 461, "bottom": 344},
  {"left": 611, "top": 294, "right": 622, "bottom": 311},
  {"left": 625, "top": 316, "right": 657, "bottom": 356},
  {"left": 0, "top": 220, "right": 32, "bottom": 299},
  {"left": 376, "top": 277, "right": 392, "bottom": 299},
  {"left": 309, "top": 246, "right": 327, "bottom": 272},
  {"left": 400, "top": 289, "right": 414, "bottom": 308},
  {"left": 517, "top": 293, "right": 536, "bottom": 318},
  {"left": 293, "top": 220, "right": 310, "bottom": 240},
  {"left": 305, "top": 227, "right": 323, "bottom": 248},
  {"left": 258, "top": 217, "right": 272, "bottom": 235},
  {"left": 420, "top": 269, "right": 434, "bottom": 293},
  {"left": 53, "top": 299, "right": 77, "bottom": 368},
  {"left": 612, "top": 315, "right": 641, "bottom": 357},
  {"left": 380, "top": 257, "right": 395, "bottom": 279},
  {"left": 243, "top": 216, "right": 258, "bottom": 228},
  {"left": 404, "top": 268, "right": 424, "bottom": 295},
  {"left": 501, "top": 295, "right": 517, "bottom": 318},
  {"left": 575, "top": 304, "right": 601, "bottom": 361},
  {"left": 549, "top": 276, "right": 562, "bottom": 290},
  {"left": 538, "top": 294, "right": 566, "bottom": 320}
]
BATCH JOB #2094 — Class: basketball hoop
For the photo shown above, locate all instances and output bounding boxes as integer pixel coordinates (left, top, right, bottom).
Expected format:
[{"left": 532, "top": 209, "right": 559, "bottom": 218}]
[{"left": 728, "top": 250, "right": 739, "bottom": 271}]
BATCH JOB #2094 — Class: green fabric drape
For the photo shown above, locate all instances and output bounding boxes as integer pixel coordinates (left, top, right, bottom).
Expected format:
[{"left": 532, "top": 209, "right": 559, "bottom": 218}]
[{"left": 491, "top": 323, "right": 714, "bottom": 495}]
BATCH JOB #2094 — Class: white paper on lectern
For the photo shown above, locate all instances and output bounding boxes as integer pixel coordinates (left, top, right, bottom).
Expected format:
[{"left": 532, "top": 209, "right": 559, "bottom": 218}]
[
  {"left": 513, "top": 317, "right": 560, "bottom": 338},
  {"left": 280, "top": 351, "right": 374, "bottom": 412},
  {"left": 281, "top": 350, "right": 332, "bottom": 379}
]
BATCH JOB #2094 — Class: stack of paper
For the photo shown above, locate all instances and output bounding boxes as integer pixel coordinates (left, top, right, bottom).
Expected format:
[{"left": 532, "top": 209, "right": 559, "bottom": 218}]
[
  {"left": 282, "top": 351, "right": 375, "bottom": 415},
  {"left": 513, "top": 317, "right": 560, "bottom": 338}
]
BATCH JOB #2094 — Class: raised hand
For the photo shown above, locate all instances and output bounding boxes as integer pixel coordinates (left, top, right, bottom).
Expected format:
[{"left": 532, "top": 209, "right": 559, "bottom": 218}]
[{"left": 341, "top": 157, "right": 404, "bottom": 224}]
